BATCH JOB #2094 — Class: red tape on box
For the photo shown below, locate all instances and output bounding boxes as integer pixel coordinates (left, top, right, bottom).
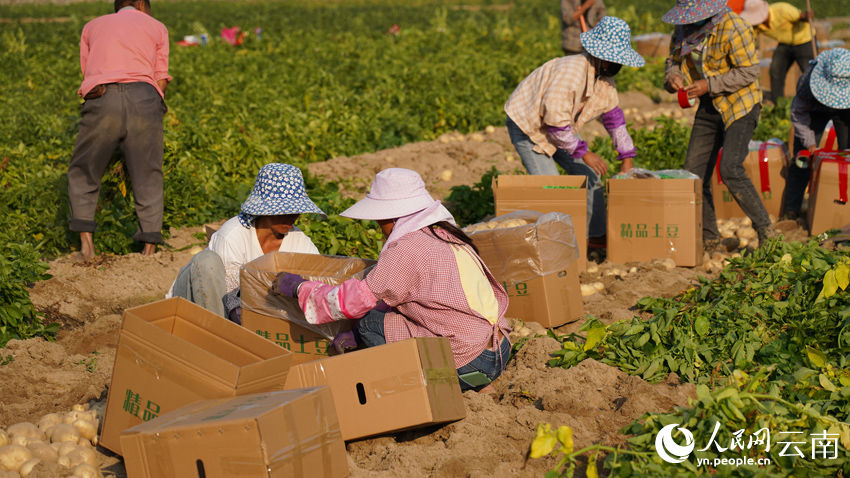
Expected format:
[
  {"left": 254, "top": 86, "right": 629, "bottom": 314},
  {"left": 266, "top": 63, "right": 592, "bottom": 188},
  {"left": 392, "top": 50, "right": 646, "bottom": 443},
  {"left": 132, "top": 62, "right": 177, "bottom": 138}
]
[
  {"left": 715, "top": 143, "right": 773, "bottom": 192},
  {"left": 814, "top": 152, "right": 850, "bottom": 204}
]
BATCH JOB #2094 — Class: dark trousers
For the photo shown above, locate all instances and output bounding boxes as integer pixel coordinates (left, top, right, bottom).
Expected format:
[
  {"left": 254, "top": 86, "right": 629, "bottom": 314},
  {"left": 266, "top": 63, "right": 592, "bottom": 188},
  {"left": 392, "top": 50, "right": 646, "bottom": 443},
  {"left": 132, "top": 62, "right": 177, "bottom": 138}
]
[
  {"left": 684, "top": 98, "right": 770, "bottom": 240},
  {"left": 784, "top": 112, "right": 850, "bottom": 215},
  {"left": 67, "top": 82, "right": 166, "bottom": 243},
  {"left": 770, "top": 42, "right": 814, "bottom": 104}
]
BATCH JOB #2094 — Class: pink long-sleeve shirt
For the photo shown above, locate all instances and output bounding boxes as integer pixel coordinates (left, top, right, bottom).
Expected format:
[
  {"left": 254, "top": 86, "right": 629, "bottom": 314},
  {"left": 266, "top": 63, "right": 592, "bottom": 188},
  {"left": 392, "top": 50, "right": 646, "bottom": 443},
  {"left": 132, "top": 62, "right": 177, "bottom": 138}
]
[
  {"left": 297, "top": 227, "right": 511, "bottom": 369},
  {"left": 78, "top": 7, "right": 172, "bottom": 98}
]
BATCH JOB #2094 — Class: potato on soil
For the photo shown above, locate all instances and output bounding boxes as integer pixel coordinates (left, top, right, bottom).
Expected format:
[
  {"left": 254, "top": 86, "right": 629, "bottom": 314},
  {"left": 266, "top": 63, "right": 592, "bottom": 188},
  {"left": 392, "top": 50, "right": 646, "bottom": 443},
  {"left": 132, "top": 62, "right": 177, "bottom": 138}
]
[
  {"left": 52, "top": 442, "right": 77, "bottom": 457},
  {"left": 18, "top": 459, "right": 39, "bottom": 478},
  {"left": 0, "top": 471, "right": 20, "bottom": 478},
  {"left": 592, "top": 281, "right": 605, "bottom": 292},
  {"left": 25, "top": 442, "right": 57, "bottom": 463},
  {"left": 71, "top": 463, "right": 102, "bottom": 478},
  {"left": 46, "top": 425, "right": 79, "bottom": 445},
  {"left": 36, "top": 415, "right": 62, "bottom": 433},
  {"left": 580, "top": 284, "right": 597, "bottom": 296},
  {"left": 57, "top": 446, "right": 96, "bottom": 469},
  {"left": 0, "top": 444, "right": 32, "bottom": 472},
  {"left": 5, "top": 425, "right": 40, "bottom": 443},
  {"left": 71, "top": 420, "right": 98, "bottom": 446}
]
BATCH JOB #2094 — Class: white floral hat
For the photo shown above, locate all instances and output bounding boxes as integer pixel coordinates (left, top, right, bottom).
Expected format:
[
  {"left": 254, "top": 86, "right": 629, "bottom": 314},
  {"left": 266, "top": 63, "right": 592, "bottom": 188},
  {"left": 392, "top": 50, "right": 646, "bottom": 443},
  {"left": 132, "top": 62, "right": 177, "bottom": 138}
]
[
  {"left": 239, "top": 163, "right": 325, "bottom": 223},
  {"left": 580, "top": 16, "right": 645, "bottom": 67}
]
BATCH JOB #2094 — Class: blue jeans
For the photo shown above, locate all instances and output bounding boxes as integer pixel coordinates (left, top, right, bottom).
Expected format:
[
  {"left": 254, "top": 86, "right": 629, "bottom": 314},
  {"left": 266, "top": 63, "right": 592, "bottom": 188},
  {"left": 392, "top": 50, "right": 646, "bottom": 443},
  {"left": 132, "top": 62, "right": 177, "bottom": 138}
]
[
  {"left": 171, "top": 249, "right": 227, "bottom": 317},
  {"left": 354, "top": 309, "right": 511, "bottom": 391},
  {"left": 505, "top": 116, "right": 606, "bottom": 238}
]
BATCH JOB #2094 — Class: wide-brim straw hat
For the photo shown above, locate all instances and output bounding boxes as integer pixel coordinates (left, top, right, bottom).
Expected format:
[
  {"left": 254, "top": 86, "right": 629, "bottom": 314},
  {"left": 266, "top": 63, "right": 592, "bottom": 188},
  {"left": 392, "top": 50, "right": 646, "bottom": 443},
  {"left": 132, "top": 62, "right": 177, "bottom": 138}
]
[
  {"left": 810, "top": 48, "right": 850, "bottom": 110},
  {"left": 580, "top": 16, "right": 645, "bottom": 67},
  {"left": 738, "top": 0, "right": 769, "bottom": 25},
  {"left": 340, "top": 168, "right": 435, "bottom": 221},
  {"left": 240, "top": 163, "right": 326, "bottom": 217},
  {"left": 663, "top": 0, "right": 728, "bottom": 25}
]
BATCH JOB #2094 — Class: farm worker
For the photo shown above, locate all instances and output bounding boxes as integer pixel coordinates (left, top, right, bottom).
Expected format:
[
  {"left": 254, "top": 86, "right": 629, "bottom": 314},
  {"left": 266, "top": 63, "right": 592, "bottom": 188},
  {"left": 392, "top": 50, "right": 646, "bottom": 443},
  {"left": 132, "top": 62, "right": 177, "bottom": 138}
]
[
  {"left": 737, "top": 0, "right": 815, "bottom": 104},
  {"left": 167, "top": 163, "right": 324, "bottom": 323},
  {"left": 561, "top": 0, "right": 607, "bottom": 55},
  {"left": 270, "top": 168, "right": 512, "bottom": 392},
  {"left": 663, "top": 0, "right": 777, "bottom": 249},
  {"left": 67, "top": 0, "right": 171, "bottom": 261},
  {"left": 783, "top": 48, "right": 850, "bottom": 220},
  {"left": 505, "top": 16, "right": 645, "bottom": 251}
]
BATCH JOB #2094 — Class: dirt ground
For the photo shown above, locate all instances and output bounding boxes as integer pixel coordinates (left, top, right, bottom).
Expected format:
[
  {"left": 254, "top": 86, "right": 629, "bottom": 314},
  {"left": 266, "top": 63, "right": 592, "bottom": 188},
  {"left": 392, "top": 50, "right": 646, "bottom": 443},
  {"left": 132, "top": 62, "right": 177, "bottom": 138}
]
[{"left": 1, "top": 91, "right": 811, "bottom": 477}]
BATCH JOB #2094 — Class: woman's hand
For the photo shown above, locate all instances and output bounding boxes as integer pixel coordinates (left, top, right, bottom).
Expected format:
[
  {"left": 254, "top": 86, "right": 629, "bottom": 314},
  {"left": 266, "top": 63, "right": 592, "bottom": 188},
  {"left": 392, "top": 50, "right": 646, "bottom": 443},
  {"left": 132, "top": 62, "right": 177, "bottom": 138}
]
[
  {"left": 271, "top": 272, "right": 307, "bottom": 298},
  {"left": 582, "top": 151, "right": 608, "bottom": 177},
  {"left": 686, "top": 79, "right": 709, "bottom": 98}
]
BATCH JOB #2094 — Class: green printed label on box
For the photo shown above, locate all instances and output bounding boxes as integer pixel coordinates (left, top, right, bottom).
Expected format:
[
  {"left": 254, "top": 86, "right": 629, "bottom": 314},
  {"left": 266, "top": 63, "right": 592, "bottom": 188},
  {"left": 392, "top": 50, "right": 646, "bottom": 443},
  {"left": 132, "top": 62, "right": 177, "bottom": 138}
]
[
  {"left": 254, "top": 330, "right": 330, "bottom": 356},
  {"left": 619, "top": 223, "right": 679, "bottom": 239},
  {"left": 123, "top": 389, "right": 160, "bottom": 421}
]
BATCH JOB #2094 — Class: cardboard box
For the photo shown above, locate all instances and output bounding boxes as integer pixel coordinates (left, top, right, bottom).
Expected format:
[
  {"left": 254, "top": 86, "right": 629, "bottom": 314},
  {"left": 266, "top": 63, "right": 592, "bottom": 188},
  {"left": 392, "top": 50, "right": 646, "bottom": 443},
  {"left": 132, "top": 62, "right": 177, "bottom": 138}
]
[
  {"left": 492, "top": 175, "right": 588, "bottom": 270},
  {"left": 241, "top": 252, "right": 376, "bottom": 365},
  {"left": 121, "top": 388, "right": 348, "bottom": 478},
  {"left": 284, "top": 337, "right": 465, "bottom": 441},
  {"left": 711, "top": 140, "right": 788, "bottom": 219},
  {"left": 101, "top": 298, "right": 292, "bottom": 455},
  {"left": 607, "top": 178, "right": 703, "bottom": 266},
  {"left": 466, "top": 211, "right": 584, "bottom": 327},
  {"left": 808, "top": 151, "right": 850, "bottom": 235}
]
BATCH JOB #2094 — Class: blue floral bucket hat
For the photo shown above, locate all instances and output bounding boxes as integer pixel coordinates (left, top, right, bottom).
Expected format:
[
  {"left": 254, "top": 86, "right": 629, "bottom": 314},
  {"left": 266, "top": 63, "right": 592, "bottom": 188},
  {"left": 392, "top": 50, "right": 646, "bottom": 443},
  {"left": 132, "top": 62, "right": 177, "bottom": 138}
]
[
  {"left": 810, "top": 48, "right": 850, "bottom": 110},
  {"left": 580, "top": 16, "right": 645, "bottom": 68},
  {"left": 662, "top": 0, "right": 729, "bottom": 25},
  {"left": 238, "top": 163, "right": 325, "bottom": 228}
]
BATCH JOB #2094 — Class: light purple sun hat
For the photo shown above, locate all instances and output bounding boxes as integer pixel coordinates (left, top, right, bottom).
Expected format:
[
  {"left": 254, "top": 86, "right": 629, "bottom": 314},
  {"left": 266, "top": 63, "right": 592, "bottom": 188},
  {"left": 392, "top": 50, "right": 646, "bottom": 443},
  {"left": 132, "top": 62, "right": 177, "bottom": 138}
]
[{"left": 340, "top": 168, "right": 436, "bottom": 221}]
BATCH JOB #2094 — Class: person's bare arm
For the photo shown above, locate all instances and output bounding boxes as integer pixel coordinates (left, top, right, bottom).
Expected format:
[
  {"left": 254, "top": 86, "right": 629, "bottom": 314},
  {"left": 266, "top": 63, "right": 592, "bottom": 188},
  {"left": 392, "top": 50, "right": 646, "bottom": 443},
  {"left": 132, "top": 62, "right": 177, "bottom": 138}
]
[{"left": 157, "top": 78, "right": 169, "bottom": 94}]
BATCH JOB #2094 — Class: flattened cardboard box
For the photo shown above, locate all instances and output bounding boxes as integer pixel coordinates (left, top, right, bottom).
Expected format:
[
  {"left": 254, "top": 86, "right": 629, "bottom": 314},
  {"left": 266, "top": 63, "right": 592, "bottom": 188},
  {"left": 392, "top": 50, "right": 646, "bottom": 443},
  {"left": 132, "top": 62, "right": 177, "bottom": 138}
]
[
  {"left": 711, "top": 141, "right": 787, "bottom": 219},
  {"left": 241, "top": 252, "right": 376, "bottom": 365},
  {"left": 466, "top": 211, "right": 584, "bottom": 328},
  {"left": 809, "top": 151, "right": 850, "bottom": 235},
  {"left": 121, "top": 388, "right": 348, "bottom": 478},
  {"left": 607, "top": 178, "right": 702, "bottom": 266},
  {"left": 101, "top": 298, "right": 293, "bottom": 455},
  {"left": 493, "top": 175, "right": 588, "bottom": 271},
  {"left": 284, "top": 337, "right": 465, "bottom": 441}
]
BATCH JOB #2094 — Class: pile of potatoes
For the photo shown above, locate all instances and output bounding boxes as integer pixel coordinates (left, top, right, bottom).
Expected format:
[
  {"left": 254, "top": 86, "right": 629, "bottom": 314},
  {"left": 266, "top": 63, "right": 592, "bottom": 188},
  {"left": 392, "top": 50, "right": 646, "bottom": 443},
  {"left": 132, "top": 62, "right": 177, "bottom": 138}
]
[
  {"left": 464, "top": 217, "right": 530, "bottom": 233},
  {"left": 0, "top": 404, "right": 102, "bottom": 478},
  {"left": 717, "top": 217, "right": 759, "bottom": 249}
]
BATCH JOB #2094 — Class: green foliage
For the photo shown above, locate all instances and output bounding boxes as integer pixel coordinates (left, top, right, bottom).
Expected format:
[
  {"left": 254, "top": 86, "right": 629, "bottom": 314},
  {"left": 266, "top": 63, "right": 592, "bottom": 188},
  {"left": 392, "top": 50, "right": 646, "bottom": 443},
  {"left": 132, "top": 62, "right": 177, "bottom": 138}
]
[
  {"left": 593, "top": 116, "right": 692, "bottom": 177},
  {"left": 0, "top": 244, "right": 58, "bottom": 347},
  {"left": 546, "top": 241, "right": 850, "bottom": 475},
  {"left": 445, "top": 167, "right": 500, "bottom": 226},
  {"left": 753, "top": 97, "right": 792, "bottom": 142}
]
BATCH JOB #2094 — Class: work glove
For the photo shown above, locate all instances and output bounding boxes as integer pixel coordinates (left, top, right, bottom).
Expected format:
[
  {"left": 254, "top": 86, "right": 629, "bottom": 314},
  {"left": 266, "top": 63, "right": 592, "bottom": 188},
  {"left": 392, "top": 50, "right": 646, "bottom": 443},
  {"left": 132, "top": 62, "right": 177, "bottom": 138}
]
[
  {"left": 330, "top": 330, "right": 358, "bottom": 355},
  {"left": 227, "top": 306, "right": 242, "bottom": 325},
  {"left": 271, "top": 272, "right": 307, "bottom": 298}
]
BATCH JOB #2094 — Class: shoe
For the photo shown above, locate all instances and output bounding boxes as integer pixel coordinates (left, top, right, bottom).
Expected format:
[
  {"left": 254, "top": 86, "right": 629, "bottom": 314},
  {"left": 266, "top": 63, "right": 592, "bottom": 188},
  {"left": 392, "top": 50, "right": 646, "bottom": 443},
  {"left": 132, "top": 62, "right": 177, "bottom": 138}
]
[
  {"left": 720, "top": 237, "right": 740, "bottom": 252},
  {"left": 757, "top": 225, "right": 780, "bottom": 247},
  {"left": 704, "top": 238, "right": 721, "bottom": 252}
]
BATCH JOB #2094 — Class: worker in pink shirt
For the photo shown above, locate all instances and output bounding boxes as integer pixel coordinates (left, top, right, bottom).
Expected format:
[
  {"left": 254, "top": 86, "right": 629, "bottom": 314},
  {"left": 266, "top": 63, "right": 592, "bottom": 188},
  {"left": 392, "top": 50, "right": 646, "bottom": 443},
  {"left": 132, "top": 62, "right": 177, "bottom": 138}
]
[{"left": 67, "top": 0, "right": 172, "bottom": 261}]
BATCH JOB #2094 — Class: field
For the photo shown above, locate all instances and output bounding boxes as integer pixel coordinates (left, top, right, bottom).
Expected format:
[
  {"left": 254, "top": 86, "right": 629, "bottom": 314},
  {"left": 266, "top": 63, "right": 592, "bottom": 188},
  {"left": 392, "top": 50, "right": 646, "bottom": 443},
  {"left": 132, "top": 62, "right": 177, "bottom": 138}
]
[{"left": 1, "top": 0, "right": 850, "bottom": 476}]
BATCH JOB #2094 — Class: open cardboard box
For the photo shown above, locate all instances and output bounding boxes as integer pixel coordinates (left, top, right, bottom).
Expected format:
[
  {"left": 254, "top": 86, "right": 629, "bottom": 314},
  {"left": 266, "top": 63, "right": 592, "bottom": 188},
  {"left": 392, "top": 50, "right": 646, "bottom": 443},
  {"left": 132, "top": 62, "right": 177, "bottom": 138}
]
[
  {"left": 284, "top": 337, "right": 465, "bottom": 441},
  {"left": 100, "top": 298, "right": 292, "bottom": 454},
  {"left": 241, "top": 252, "right": 376, "bottom": 365},
  {"left": 492, "top": 175, "right": 588, "bottom": 270},
  {"left": 121, "top": 388, "right": 348, "bottom": 478},
  {"left": 466, "top": 211, "right": 584, "bottom": 327}
]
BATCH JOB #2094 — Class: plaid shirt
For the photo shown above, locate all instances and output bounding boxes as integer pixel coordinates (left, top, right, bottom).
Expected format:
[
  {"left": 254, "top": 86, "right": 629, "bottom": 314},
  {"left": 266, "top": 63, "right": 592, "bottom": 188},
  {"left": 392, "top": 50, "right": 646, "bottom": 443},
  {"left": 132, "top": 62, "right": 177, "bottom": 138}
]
[
  {"left": 670, "top": 12, "right": 761, "bottom": 128},
  {"left": 505, "top": 54, "right": 619, "bottom": 157},
  {"left": 367, "top": 228, "right": 511, "bottom": 369}
]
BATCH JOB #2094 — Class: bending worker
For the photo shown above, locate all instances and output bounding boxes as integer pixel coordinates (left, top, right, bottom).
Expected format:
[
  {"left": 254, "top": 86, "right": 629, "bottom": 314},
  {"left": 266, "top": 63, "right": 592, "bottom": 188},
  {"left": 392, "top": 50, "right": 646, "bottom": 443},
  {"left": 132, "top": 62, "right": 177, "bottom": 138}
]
[{"left": 505, "top": 16, "right": 645, "bottom": 251}]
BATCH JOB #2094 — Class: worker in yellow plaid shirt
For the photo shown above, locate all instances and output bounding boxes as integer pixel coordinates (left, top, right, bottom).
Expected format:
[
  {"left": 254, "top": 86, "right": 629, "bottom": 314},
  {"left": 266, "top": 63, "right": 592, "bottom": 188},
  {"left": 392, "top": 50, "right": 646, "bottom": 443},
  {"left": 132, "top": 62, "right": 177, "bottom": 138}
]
[{"left": 663, "top": 0, "right": 776, "bottom": 251}]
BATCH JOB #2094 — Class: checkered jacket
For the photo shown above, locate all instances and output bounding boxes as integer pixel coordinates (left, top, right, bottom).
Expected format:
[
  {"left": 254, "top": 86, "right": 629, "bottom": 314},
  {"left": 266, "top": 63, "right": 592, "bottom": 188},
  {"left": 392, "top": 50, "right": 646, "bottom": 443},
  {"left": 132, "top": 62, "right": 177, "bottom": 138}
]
[{"left": 670, "top": 12, "right": 761, "bottom": 128}]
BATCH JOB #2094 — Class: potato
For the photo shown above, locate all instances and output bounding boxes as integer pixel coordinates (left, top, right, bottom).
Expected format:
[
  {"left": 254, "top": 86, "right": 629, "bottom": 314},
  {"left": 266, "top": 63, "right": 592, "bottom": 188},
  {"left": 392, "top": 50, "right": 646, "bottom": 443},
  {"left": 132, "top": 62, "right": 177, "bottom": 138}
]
[
  {"left": 592, "top": 281, "right": 605, "bottom": 292},
  {"left": 70, "top": 463, "right": 102, "bottom": 478},
  {"left": 63, "top": 411, "right": 95, "bottom": 425},
  {"left": 71, "top": 421, "right": 98, "bottom": 446},
  {"left": 56, "top": 446, "right": 96, "bottom": 469},
  {"left": 18, "top": 459, "right": 38, "bottom": 478},
  {"left": 439, "top": 169, "right": 453, "bottom": 181},
  {"left": 736, "top": 227, "right": 757, "bottom": 240},
  {"left": 37, "top": 414, "right": 62, "bottom": 433},
  {"left": 0, "top": 472, "right": 19, "bottom": 478},
  {"left": 53, "top": 442, "right": 76, "bottom": 457},
  {"left": 469, "top": 133, "right": 485, "bottom": 142},
  {"left": 46, "top": 425, "right": 79, "bottom": 445},
  {"left": 5, "top": 425, "right": 40, "bottom": 443},
  {"left": 0, "top": 444, "right": 32, "bottom": 472},
  {"left": 580, "top": 284, "right": 598, "bottom": 297},
  {"left": 628, "top": 267, "right": 638, "bottom": 274},
  {"left": 741, "top": 217, "right": 752, "bottom": 227},
  {"left": 26, "top": 442, "right": 57, "bottom": 463},
  {"left": 661, "top": 258, "right": 676, "bottom": 271},
  {"left": 485, "top": 125, "right": 496, "bottom": 134},
  {"left": 70, "top": 404, "right": 89, "bottom": 413},
  {"left": 720, "top": 228, "right": 736, "bottom": 239},
  {"left": 0, "top": 432, "right": 6, "bottom": 449},
  {"left": 585, "top": 262, "right": 599, "bottom": 274},
  {"left": 738, "top": 237, "right": 749, "bottom": 248},
  {"left": 500, "top": 219, "right": 528, "bottom": 228}
]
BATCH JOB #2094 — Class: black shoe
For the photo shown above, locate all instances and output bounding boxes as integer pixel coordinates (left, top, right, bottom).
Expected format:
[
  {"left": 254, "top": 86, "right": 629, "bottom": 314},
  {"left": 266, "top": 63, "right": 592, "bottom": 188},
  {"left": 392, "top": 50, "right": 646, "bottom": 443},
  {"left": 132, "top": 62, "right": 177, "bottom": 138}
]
[{"left": 720, "top": 237, "right": 740, "bottom": 252}]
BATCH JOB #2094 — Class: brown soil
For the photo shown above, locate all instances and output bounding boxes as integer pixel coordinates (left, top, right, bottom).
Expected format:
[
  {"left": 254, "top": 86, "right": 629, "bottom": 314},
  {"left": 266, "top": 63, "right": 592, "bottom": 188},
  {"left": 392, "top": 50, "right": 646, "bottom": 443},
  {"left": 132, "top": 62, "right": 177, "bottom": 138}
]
[{"left": 1, "top": 91, "right": 810, "bottom": 477}]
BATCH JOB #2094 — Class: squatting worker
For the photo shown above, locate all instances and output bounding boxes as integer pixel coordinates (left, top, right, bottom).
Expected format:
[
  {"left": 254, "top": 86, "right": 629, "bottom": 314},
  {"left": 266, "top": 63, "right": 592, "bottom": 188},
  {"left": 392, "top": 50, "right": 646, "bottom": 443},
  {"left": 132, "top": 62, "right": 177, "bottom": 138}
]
[
  {"left": 167, "top": 163, "right": 324, "bottom": 324},
  {"left": 663, "top": 0, "right": 776, "bottom": 250},
  {"left": 271, "top": 168, "right": 511, "bottom": 392},
  {"left": 67, "top": 0, "right": 171, "bottom": 261},
  {"left": 738, "top": 0, "right": 815, "bottom": 104},
  {"left": 784, "top": 48, "right": 850, "bottom": 220},
  {"left": 505, "top": 16, "right": 645, "bottom": 251}
]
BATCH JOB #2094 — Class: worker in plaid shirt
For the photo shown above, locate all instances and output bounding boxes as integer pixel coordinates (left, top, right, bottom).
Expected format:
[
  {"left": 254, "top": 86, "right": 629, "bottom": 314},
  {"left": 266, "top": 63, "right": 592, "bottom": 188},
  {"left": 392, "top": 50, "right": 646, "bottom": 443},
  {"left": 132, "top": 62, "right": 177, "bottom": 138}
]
[
  {"left": 663, "top": 0, "right": 776, "bottom": 250},
  {"left": 271, "top": 169, "right": 512, "bottom": 392},
  {"left": 505, "top": 17, "right": 645, "bottom": 251}
]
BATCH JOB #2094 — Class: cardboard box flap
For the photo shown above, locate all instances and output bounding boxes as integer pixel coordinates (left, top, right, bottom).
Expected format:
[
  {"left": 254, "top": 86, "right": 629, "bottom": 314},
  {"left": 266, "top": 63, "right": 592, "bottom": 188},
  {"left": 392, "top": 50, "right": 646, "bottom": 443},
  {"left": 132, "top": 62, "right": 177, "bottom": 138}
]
[
  {"left": 494, "top": 175, "right": 587, "bottom": 191},
  {"left": 416, "top": 337, "right": 467, "bottom": 422},
  {"left": 467, "top": 211, "right": 579, "bottom": 282},
  {"left": 607, "top": 177, "right": 702, "bottom": 197},
  {"left": 241, "top": 253, "right": 376, "bottom": 341}
]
